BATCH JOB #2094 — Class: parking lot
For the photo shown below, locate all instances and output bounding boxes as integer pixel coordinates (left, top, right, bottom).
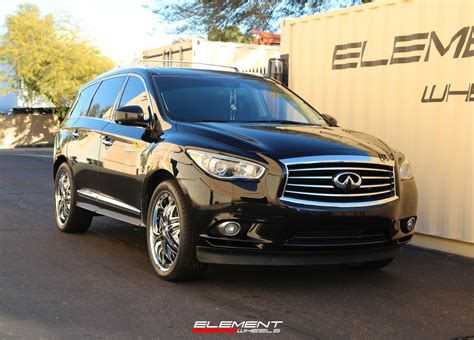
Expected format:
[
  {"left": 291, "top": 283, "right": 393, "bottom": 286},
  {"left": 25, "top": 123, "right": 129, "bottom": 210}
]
[{"left": 0, "top": 148, "right": 473, "bottom": 339}]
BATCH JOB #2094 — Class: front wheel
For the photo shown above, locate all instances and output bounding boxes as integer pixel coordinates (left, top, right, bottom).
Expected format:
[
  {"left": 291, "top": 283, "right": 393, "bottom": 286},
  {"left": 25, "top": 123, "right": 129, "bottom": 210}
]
[{"left": 146, "top": 180, "right": 206, "bottom": 281}]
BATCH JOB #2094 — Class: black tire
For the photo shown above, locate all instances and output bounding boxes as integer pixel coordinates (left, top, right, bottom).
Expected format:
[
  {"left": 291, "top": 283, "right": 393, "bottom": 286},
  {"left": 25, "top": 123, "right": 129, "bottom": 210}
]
[
  {"left": 345, "top": 257, "right": 394, "bottom": 270},
  {"left": 54, "top": 162, "right": 93, "bottom": 233},
  {"left": 146, "top": 180, "right": 206, "bottom": 281}
]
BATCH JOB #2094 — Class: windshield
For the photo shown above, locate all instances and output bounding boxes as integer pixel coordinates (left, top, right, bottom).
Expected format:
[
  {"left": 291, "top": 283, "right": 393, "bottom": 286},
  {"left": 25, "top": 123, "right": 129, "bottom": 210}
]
[{"left": 154, "top": 75, "right": 327, "bottom": 125}]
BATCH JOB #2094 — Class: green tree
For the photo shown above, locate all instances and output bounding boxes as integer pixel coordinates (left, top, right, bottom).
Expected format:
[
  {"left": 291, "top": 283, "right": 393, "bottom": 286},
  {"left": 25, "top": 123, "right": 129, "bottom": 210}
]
[
  {"left": 208, "top": 25, "right": 251, "bottom": 43},
  {"left": 151, "top": 0, "right": 372, "bottom": 35},
  {"left": 0, "top": 4, "right": 114, "bottom": 118}
]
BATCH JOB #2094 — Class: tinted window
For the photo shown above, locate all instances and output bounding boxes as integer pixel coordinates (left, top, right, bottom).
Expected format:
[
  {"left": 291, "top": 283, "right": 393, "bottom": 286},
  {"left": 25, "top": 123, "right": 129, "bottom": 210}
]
[
  {"left": 118, "top": 76, "right": 150, "bottom": 121},
  {"left": 154, "top": 76, "right": 327, "bottom": 125},
  {"left": 69, "top": 83, "right": 99, "bottom": 117},
  {"left": 88, "top": 76, "right": 126, "bottom": 119}
]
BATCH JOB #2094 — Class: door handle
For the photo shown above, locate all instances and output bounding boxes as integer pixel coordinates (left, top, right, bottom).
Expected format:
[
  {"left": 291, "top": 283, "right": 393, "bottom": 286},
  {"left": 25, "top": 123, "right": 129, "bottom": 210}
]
[
  {"left": 102, "top": 136, "right": 113, "bottom": 147},
  {"left": 71, "top": 130, "right": 79, "bottom": 139}
]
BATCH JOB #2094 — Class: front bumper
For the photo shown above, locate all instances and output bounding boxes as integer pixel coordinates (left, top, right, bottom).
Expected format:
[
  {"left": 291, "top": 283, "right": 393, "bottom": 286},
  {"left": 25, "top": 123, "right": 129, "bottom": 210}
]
[
  {"left": 195, "top": 212, "right": 414, "bottom": 264},
  {"left": 197, "top": 244, "right": 402, "bottom": 265},
  {"left": 174, "top": 155, "right": 418, "bottom": 265}
]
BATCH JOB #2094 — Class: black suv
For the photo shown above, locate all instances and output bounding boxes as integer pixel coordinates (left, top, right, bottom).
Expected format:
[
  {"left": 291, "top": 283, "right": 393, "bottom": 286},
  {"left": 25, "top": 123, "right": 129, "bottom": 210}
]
[{"left": 53, "top": 66, "right": 418, "bottom": 281}]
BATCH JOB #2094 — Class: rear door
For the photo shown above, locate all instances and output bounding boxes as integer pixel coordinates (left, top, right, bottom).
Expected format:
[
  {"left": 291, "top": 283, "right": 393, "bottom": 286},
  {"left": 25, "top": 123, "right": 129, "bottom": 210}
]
[
  {"left": 62, "top": 82, "right": 99, "bottom": 159},
  {"left": 69, "top": 76, "right": 127, "bottom": 205},
  {"left": 97, "top": 75, "right": 152, "bottom": 217}
]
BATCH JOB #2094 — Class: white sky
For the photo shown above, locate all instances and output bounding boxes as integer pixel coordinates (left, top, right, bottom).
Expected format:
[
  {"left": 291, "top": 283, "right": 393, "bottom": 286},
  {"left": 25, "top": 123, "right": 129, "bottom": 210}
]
[{"left": 1, "top": 0, "right": 184, "bottom": 65}]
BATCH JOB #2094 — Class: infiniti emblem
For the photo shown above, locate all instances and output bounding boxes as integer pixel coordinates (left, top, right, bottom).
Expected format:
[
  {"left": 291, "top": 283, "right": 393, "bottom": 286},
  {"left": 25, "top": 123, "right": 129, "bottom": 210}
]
[{"left": 332, "top": 172, "right": 362, "bottom": 190}]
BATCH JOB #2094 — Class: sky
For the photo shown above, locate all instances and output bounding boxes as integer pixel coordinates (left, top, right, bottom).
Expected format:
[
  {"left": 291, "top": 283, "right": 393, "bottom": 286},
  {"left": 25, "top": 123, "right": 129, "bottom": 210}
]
[{"left": 0, "top": 0, "right": 184, "bottom": 65}]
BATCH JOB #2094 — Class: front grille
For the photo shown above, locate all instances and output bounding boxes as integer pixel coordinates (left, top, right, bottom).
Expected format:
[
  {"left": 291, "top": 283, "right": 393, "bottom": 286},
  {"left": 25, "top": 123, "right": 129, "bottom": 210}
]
[
  {"left": 280, "top": 156, "right": 397, "bottom": 207},
  {"left": 285, "top": 217, "right": 393, "bottom": 249}
]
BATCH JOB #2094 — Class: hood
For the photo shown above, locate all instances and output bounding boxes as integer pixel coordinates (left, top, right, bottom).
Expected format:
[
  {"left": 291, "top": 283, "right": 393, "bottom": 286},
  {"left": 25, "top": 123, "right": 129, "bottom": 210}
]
[{"left": 176, "top": 122, "right": 395, "bottom": 160}]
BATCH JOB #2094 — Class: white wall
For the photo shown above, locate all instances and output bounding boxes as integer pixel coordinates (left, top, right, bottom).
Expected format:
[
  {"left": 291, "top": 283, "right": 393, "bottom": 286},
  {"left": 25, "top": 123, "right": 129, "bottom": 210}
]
[
  {"left": 143, "top": 38, "right": 280, "bottom": 74},
  {"left": 192, "top": 38, "right": 280, "bottom": 73}
]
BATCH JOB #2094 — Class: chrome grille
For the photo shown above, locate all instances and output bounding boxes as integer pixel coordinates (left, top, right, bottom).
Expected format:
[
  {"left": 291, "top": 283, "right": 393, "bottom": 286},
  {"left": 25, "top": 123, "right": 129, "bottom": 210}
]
[{"left": 280, "top": 156, "right": 398, "bottom": 208}]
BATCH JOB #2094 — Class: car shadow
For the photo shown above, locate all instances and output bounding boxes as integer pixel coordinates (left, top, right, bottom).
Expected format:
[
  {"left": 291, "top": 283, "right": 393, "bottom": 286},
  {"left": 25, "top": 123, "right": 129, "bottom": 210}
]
[{"left": 88, "top": 216, "right": 403, "bottom": 288}]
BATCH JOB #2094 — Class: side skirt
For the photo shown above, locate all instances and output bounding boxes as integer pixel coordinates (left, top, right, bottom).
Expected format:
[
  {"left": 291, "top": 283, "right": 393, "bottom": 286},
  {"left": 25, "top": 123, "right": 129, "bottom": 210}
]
[{"left": 77, "top": 201, "right": 145, "bottom": 227}]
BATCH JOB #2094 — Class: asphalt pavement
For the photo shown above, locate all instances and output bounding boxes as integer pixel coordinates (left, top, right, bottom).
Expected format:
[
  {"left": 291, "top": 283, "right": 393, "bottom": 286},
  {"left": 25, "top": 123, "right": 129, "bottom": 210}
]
[{"left": 0, "top": 148, "right": 473, "bottom": 339}]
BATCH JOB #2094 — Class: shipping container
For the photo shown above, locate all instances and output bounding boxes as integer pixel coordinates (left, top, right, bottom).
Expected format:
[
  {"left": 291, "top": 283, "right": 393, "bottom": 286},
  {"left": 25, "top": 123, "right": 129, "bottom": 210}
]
[
  {"left": 281, "top": 0, "right": 473, "bottom": 256},
  {"left": 143, "top": 37, "right": 280, "bottom": 74}
]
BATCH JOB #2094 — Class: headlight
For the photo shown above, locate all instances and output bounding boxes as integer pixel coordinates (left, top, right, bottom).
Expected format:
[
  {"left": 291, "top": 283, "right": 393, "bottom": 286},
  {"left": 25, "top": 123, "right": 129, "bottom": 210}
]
[
  {"left": 399, "top": 159, "right": 413, "bottom": 180},
  {"left": 187, "top": 150, "right": 265, "bottom": 180}
]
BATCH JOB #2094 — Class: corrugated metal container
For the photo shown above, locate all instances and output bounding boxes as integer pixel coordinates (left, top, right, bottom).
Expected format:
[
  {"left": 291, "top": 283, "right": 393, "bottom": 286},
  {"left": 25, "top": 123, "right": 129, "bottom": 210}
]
[
  {"left": 281, "top": 0, "right": 473, "bottom": 250},
  {"left": 143, "top": 37, "right": 280, "bottom": 73}
]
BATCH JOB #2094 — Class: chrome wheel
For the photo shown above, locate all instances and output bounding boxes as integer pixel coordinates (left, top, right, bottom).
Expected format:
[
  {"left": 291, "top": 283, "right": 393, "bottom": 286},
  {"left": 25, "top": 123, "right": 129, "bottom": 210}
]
[
  {"left": 149, "top": 191, "right": 180, "bottom": 271},
  {"left": 55, "top": 169, "right": 71, "bottom": 225}
]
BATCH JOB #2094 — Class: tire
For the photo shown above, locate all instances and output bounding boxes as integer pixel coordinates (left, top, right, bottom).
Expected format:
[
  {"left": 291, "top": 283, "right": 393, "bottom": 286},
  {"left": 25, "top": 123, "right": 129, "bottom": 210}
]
[
  {"left": 345, "top": 257, "right": 394, "bottom": 270},
  {"left": 146, "top": 180, "right": 206, "bottom": 281},
  {"left": 54, "top": 162, "right": 93, "bottom": 233}
]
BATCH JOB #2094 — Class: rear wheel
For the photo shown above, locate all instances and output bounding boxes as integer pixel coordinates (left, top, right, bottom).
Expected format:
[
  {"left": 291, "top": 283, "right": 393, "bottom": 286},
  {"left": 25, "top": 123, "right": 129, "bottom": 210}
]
[
  {"left": 146, "top": 180, "right": 206, "bottom": 281},
  {"left": 54, "top": 163, "right": 93, "bottom": 233},
  {"left": 345, "top": 257, "right": 394, "bottom": 270}
]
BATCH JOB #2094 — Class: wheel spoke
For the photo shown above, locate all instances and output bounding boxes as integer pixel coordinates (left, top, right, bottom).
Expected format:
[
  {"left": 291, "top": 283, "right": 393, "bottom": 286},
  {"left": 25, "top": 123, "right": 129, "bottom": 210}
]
[
  {"left": 170, "top": 229, "right": 180, "bottom": 245},
  {"left": 164, "top": 243, "right": 177, "bottom": 262},
  {"left": 58, "top": 179, "right": 64, "bottom": 195},
  {"left": 169, "top": 216, "right": 179, "bottom": 223},
  {"left": 164, "top": 232, "right": 178, "bottom": 251},
  {"left": 152, "top": 206, "right": 160, "bottom": 236},
  {"left": 64, "top": 178, "right": 71, "bottom": 191},
  {"left": 168, "top": 221, "right": 180, "bottom": 231}
]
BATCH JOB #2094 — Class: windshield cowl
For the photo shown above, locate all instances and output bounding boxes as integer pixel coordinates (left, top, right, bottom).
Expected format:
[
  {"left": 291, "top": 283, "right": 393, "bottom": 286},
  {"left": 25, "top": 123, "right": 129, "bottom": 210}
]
[{"left": 187, "top": 119, "right": 322, "bottom": 126}]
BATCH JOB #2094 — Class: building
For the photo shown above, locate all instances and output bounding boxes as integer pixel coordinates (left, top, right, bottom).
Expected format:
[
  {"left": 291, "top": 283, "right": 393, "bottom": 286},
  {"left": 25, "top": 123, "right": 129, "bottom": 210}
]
[{"left": 251, "top": 30, "right": 281, "bottom": 45}]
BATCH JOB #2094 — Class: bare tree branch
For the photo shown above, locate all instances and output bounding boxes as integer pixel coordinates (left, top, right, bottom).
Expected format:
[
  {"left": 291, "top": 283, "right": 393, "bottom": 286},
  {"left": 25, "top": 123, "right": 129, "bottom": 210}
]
[{"left": 149, "top": 0, "right": 370, "bottom": 34}]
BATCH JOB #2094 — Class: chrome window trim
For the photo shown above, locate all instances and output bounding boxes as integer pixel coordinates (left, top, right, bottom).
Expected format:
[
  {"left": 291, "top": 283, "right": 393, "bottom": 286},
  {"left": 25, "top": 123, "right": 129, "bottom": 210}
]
[
  {"left": 110, "top": 73, "right": 154, "bottom": 127},
  {"left": 77, "top": 189, "right": 141, "bottom": 214},
  {"left": 70, "top": 72, "right": 156, "bottom": 127},
  {"left": 279, "top": 155, "right": 398, "bottom": 208},
  {"left": 84, "top": 75, "right": 128, "bottom": 121},
  {"left": 68, "top": 82, "right": 100, "bottom": 119}
]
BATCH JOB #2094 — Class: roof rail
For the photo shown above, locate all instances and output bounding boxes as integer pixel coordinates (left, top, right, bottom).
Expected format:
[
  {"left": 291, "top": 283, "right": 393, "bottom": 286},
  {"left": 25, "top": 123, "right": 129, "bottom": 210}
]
[{"left": 138, "top": 60, "right": 239, "bottom": 72}]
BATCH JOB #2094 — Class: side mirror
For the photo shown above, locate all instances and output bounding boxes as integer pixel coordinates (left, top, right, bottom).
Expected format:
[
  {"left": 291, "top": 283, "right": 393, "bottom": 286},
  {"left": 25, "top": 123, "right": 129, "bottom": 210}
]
[
  {"left": 115, "top": 105, "right": 148, "bottom": 127},
  {"left": 322, "top": 113, "right": 338, "bottom": 126}
]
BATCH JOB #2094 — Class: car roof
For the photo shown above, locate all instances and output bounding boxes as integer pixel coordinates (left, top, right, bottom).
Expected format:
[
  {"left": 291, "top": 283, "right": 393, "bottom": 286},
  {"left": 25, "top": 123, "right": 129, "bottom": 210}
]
[{"left": 79, "top": 65, "right": 265, "bottom": 92}]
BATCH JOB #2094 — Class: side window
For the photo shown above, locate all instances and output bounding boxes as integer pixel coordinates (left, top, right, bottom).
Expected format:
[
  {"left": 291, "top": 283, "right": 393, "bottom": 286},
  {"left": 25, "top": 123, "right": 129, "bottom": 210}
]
[
  {"left": 118, "top": 76, "right": 150, "bottom": 121},
  {"left": 87, "top": 76, "right": 126, "bottom": 119},
  {"left": 69, "top": 83, "right": 99, "bottom": 117}
]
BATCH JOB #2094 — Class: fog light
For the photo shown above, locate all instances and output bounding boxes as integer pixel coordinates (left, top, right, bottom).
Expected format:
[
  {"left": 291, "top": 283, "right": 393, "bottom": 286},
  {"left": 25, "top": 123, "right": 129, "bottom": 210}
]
[
  {"left": 406, "top": 217, "right": 416, "bottom": 232},
  {"left": 217, "top": 221, "right": 241, "bottom": 236}
]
